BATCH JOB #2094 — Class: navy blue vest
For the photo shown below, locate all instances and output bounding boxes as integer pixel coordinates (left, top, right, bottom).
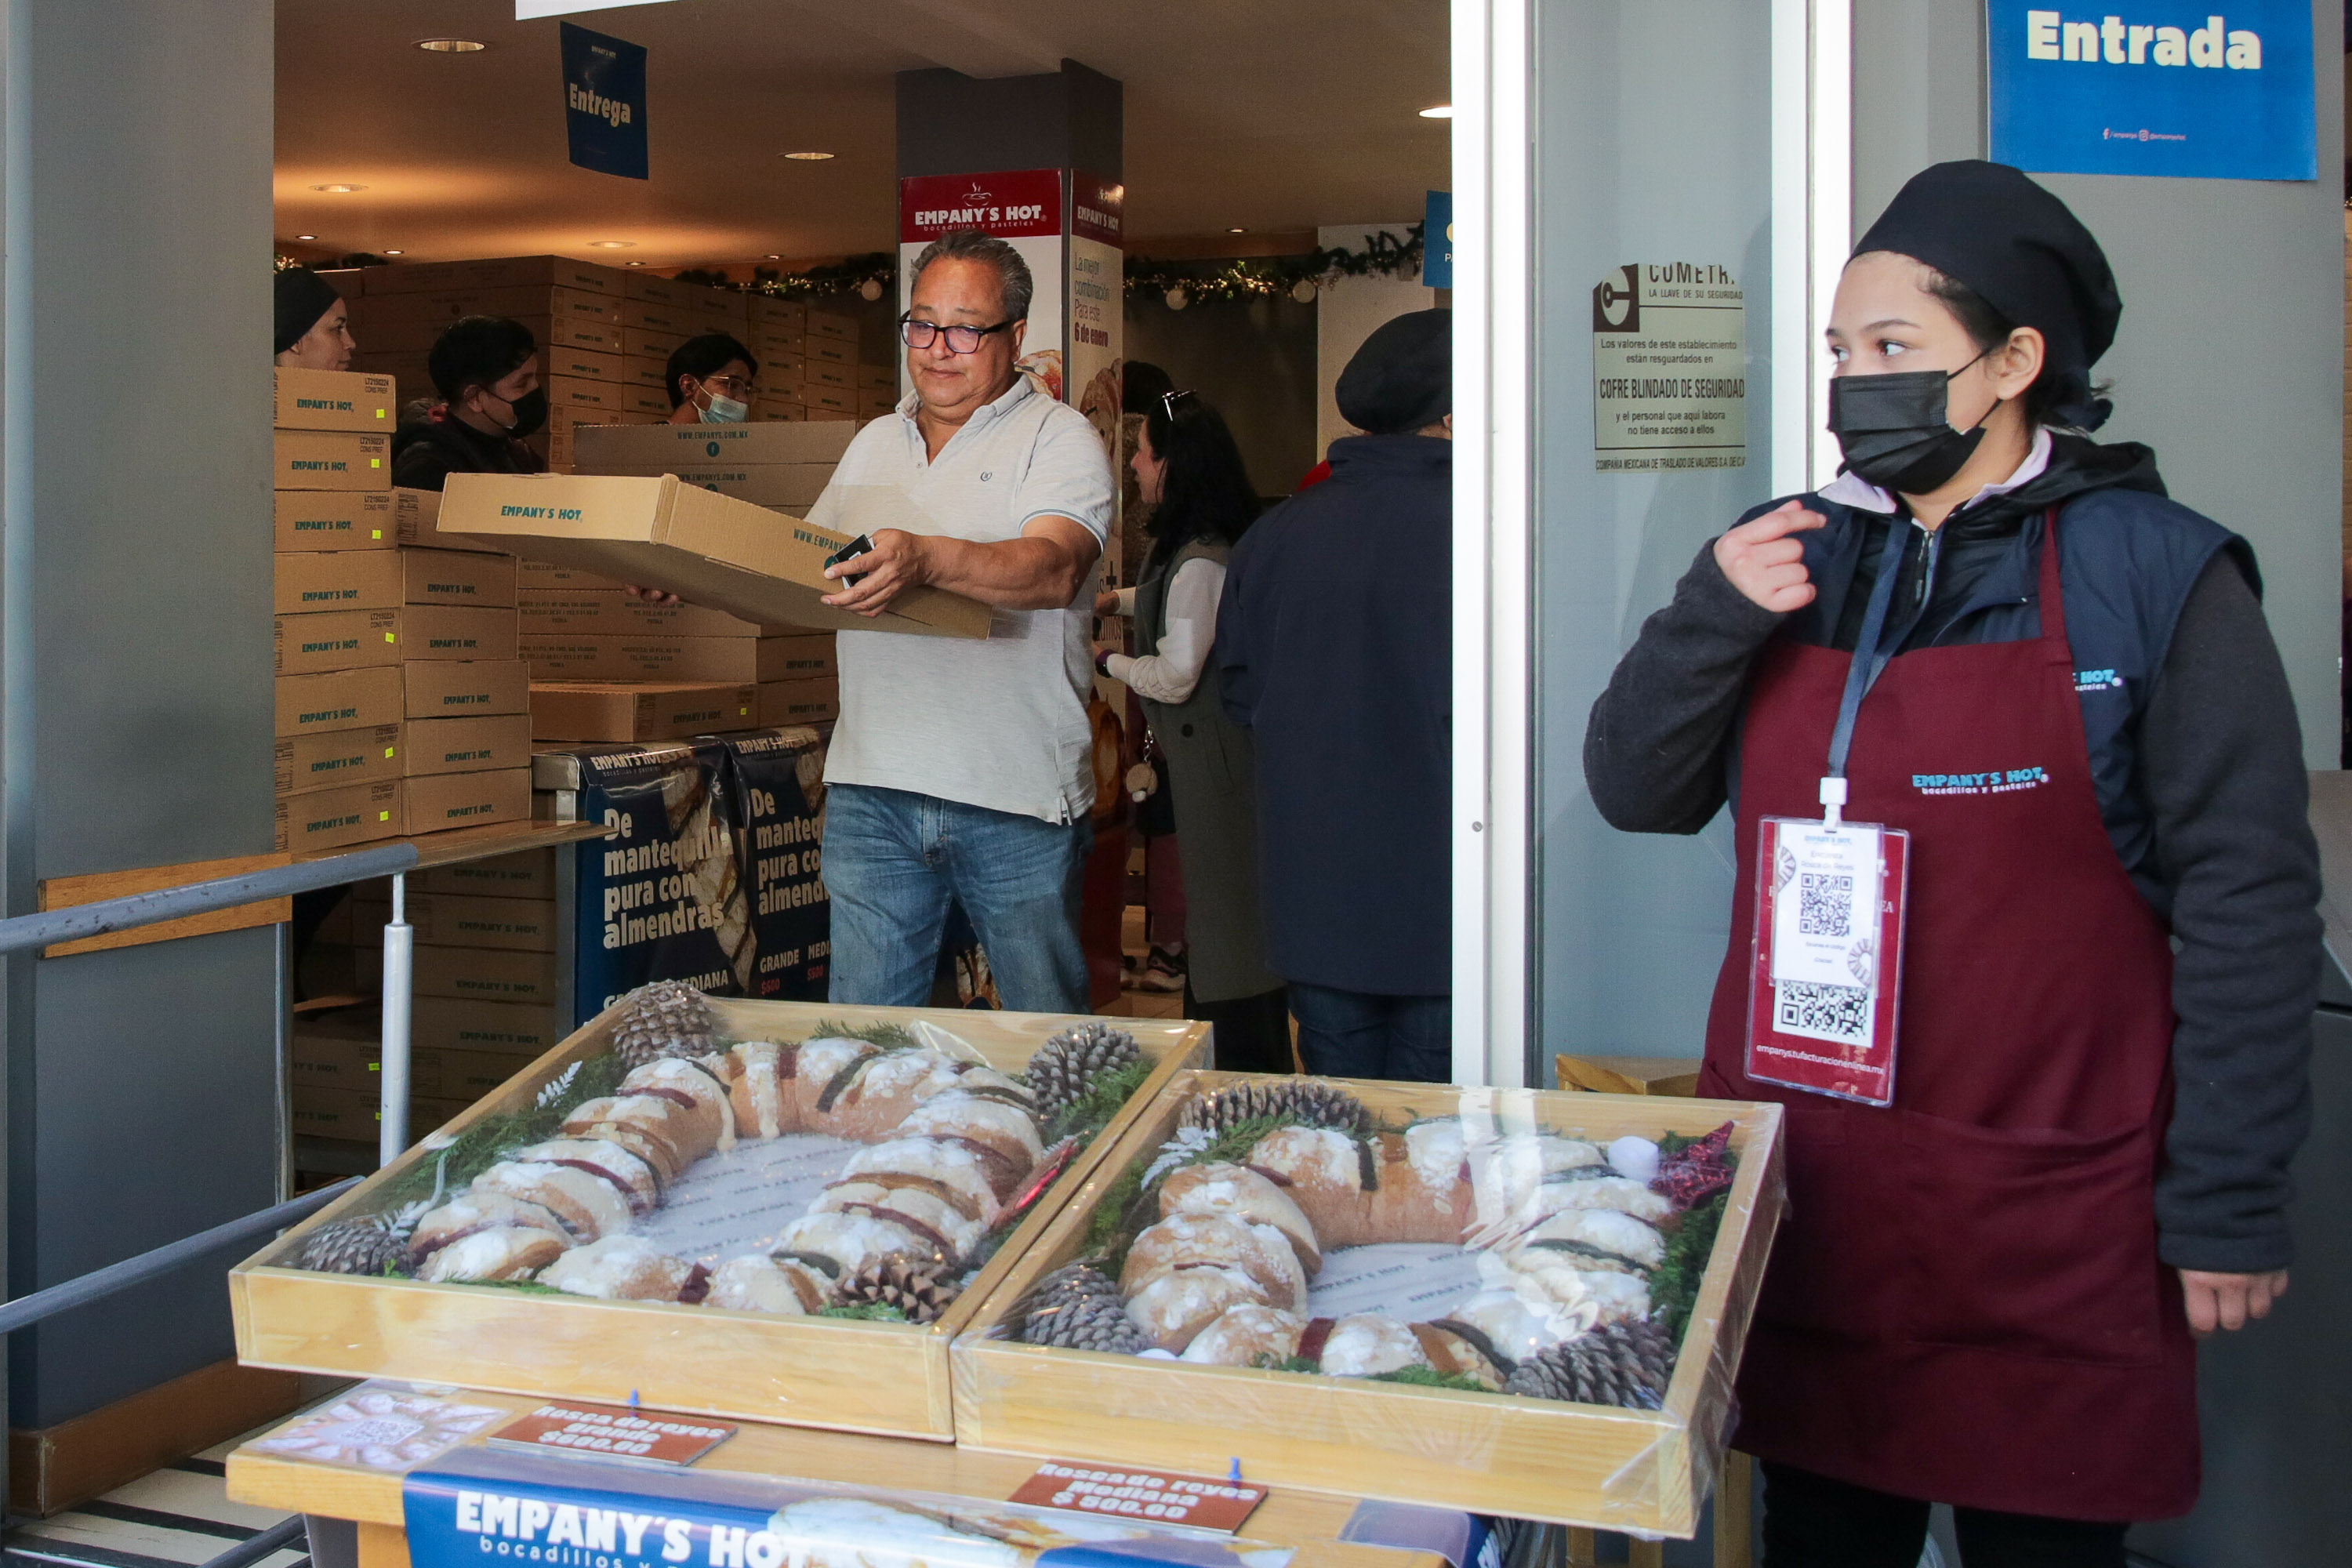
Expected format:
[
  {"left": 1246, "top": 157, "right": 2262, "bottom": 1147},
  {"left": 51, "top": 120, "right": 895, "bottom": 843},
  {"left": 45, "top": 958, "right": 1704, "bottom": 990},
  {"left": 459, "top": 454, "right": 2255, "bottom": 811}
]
[{"left": 1737, "top": 486, "right": 2252, "bottom": 910}]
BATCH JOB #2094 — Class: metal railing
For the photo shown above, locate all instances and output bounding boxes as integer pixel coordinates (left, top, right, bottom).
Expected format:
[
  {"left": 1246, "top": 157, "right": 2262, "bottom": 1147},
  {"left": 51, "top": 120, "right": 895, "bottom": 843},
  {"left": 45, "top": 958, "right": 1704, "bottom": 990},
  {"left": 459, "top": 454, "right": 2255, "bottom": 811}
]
[{"left": 0, "top": 841, "right": 427, "bottom": 1568}]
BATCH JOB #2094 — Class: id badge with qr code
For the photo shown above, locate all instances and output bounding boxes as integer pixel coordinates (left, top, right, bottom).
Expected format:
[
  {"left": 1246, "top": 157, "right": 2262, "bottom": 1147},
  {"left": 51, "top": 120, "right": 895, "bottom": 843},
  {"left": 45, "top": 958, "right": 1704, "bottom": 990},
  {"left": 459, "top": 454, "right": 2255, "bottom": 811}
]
[{"left": 1744, "top": 815, "right": 1911, "bottom": 1107}]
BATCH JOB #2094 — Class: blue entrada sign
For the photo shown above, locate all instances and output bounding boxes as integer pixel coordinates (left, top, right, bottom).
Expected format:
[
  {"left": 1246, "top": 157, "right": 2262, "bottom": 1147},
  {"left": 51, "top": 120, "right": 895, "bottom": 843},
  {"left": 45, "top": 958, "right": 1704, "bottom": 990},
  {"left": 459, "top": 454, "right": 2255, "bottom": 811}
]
[
  {"left": 1986, "top": 3, "right": 2315, "bottom": 181},
  {"left": 561, "top": 20, "right": 648, "bottom": 181}
]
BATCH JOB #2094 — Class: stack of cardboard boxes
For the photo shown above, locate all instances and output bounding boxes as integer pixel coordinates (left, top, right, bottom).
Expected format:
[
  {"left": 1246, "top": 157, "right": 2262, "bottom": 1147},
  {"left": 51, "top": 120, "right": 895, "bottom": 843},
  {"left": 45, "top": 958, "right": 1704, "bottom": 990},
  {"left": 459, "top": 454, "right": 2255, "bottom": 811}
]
[
  {"left": 272, "top": 368, "right": 405, "bottom": 852},
  {"left": 746, "top": 300, "right": 878, "bottom": 423},
  {"left": 341, "top": 256, "right": 673, "bottom": 471},
  {"left": 271, "top": 367, "right": 536, "bottom": 848},
  {"left": 337, "top": 258, "right": 882, "bottom": 467},
  {"left": 292, "top": 848, "right": 568, "bottom": 1167},
  {"left": 518, "top": 420, "right": 857, "bottom": 744}
]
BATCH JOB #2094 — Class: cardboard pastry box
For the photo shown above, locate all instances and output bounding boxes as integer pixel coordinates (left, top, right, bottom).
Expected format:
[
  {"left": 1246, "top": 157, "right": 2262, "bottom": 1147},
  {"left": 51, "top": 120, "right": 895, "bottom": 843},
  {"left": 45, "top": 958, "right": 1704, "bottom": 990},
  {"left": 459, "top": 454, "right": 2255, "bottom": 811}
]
[
  {"left": 530, "top": 680, "right": 757, "bottom": 742},
  {"left": 407, "top": 713, "right": 535, "bottom": 776},
  {"left": 405, "top": 659, "right": 529, "bottom": 720},
  {"left": 275, "top": 779, "right": 401, "bottom": 852},
  {"left": 274, "top": 431, "right": 391, "bottom": 491},
  {"left": 274, "top": 724, "right": 402, "bottom": 797},
  {"left": 274, "top": 491, "right": 395, "bottom": 552},
  {"left": 403, "top": 767, "right": 531, "bottom": 836},
  {"left": 441, "top": 474, "right": 988, "bottom": 639},
  {"left": 276, "top": 666, "right": 405, "bottom": 737},
  {"left": 274, "top": 368, "right": 397, "bottom": 434}
]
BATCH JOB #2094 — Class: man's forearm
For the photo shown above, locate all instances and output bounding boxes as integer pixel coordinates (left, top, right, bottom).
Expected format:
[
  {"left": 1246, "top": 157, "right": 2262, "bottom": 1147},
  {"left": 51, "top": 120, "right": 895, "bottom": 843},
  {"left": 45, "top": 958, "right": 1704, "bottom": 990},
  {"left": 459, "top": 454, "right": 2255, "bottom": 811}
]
[{"left": 917, "top": 527, "right": 1094, "bottom": 609}]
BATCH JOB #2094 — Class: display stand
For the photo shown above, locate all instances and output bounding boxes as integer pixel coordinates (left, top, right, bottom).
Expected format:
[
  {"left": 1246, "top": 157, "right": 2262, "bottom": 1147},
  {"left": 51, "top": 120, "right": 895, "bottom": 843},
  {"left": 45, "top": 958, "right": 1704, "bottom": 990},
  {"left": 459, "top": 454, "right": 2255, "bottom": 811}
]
[
  {"left": 296, "top": 820, "right": 612, "bottom": 1161},
  {"left": 225, "top": 1389, "right": 1455, "bottom": 1568}
]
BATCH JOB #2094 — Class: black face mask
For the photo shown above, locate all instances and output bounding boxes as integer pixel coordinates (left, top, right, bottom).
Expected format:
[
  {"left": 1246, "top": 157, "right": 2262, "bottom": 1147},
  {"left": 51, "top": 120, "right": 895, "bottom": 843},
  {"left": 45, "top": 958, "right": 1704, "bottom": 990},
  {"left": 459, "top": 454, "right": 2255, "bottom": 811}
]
[
  {"left": 1826, "top": 358, "right": 1993, "bottom": 495},
  {"left": 496, "top": 387, "right": 550, "bottom": 440}
]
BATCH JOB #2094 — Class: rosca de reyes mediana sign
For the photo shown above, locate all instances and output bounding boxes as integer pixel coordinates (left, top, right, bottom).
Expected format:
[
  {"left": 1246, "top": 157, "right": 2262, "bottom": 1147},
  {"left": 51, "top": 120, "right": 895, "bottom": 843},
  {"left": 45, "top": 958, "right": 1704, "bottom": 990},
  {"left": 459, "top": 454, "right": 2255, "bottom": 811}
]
[{"left": 1592, "top": 263, "right": 1747, "bottom": 473}]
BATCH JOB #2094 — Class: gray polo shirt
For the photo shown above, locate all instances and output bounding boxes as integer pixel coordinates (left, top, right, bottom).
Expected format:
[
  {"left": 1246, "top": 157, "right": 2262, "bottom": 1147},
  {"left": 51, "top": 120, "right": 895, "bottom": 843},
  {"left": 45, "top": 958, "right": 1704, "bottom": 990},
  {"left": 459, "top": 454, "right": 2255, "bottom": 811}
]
[{"left": 807, "top": 376, "right": 1114, "bottom": 824}]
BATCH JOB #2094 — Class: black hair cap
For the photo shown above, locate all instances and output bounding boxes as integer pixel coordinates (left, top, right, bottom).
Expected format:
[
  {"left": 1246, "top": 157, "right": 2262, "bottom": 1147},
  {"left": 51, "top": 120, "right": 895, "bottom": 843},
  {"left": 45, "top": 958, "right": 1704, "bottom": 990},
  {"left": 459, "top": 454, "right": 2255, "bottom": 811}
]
[
  {"left": 1854, "top": 160, "right": 2121, "bottom": 430},
  {"left": 1336, "top": 309, "right": 1451, "bottom": 435},
  {"left": 427, "top": 316, "right": 539, "bottom": 403},
  {"left": 665, "top": 332, "right": 759, "bottom": 408},
  {"left": 274, "top": 267, "right": 344, "bottom": 355}
]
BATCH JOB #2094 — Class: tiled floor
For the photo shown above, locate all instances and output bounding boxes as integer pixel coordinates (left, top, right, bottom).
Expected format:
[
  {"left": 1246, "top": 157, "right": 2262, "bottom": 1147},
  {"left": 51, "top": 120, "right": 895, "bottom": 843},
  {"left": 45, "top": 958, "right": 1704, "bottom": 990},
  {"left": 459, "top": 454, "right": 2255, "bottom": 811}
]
[
  {"left": 5, "top": 1432, "right": 308, "bottom": 1568},
  {"left": 1116, "top": 906, "right": 1185, "bottom": 1019}
]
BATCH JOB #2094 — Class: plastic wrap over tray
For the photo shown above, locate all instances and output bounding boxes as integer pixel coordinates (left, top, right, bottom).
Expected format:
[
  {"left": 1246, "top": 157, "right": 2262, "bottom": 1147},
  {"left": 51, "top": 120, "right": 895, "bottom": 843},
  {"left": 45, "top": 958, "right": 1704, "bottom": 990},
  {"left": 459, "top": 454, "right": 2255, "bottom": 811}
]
[{"left": 949, "top": 1075, "right": 1785, "bottom": 1534}]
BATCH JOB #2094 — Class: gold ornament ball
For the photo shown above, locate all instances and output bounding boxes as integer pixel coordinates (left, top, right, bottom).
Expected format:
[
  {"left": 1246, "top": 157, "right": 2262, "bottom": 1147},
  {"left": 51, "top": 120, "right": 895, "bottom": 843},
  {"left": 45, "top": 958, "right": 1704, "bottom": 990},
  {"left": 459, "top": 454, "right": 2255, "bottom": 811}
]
[
  {"left": 1291, "top": 278, "right": 1319, "bottom": 304},
  {"left": 1164, "top": 285, "right": 1189, "bottom": 310},
  {"left": 859, "top": 278, "right": 884, "bottom": 302}
]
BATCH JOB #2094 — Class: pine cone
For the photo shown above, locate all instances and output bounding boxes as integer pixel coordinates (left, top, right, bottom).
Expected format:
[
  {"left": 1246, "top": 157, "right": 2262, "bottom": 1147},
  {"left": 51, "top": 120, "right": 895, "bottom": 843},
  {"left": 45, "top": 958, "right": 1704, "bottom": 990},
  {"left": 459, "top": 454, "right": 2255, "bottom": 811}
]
[
  {"left": 833, "top": 1257, "right": 961, "bottom": 1324},
  {"left": 1504, "top": 1321, "right": 1677, "bottom": 1408},
  {"left": 1024, "top": 1022, "right": 1142, "bottom": 1122},
  {"left": 297, "top": 1214, "right": 413, "bottom": 1277},
  {"left": 1178, "top": 1078, "right": 1370, "bottom": 1140},
  {"left": 610, "top": 980, "right": 720, "bottom": 1069},
  {"left": 1017, "top": 1264, "right": 1150, "bottom": 1354}
]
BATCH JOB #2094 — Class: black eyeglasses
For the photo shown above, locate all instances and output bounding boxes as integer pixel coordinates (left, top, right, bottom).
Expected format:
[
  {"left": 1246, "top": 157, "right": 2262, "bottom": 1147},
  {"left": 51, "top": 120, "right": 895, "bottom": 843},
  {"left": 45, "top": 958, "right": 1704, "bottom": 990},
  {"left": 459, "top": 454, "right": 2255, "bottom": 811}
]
[
  {"left": 900, "top": 316, "right": 1016, "bottom": 354},
  {"left": 1160, "top": 389, "right": 1196, "bottom": 418}
]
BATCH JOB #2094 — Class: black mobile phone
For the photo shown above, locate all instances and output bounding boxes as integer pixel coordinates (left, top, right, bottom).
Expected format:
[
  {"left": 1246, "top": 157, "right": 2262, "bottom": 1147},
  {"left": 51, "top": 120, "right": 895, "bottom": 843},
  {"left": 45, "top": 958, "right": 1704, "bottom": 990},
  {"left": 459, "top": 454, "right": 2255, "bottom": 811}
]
[{"left": 823, "top": 534, "right": 875, "bottom": 585}]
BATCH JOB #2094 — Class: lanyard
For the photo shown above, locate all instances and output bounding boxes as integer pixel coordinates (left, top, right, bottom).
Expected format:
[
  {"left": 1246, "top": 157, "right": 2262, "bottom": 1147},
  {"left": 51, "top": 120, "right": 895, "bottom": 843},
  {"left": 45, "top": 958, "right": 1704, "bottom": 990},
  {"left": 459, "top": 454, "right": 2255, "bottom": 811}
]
[{"left": 1820, "top": 519, "right": 1912, "bottom": 828}]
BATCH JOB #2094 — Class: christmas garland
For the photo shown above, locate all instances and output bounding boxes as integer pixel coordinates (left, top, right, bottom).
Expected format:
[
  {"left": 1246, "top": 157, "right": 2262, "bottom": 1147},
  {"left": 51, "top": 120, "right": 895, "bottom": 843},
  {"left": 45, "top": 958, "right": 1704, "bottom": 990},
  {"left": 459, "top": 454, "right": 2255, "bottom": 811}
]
[
  {"left": 1125, "top": 223, "right": 1426, "bottom": 310},
  {"left": 680, "top": 254, "right": 898, "bottom": 303}
]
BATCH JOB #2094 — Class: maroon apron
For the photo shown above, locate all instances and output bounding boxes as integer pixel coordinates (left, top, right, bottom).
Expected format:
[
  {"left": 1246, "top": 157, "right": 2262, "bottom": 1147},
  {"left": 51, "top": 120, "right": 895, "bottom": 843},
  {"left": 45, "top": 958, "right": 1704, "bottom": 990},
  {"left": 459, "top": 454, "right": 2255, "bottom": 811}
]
[{"left": 1700, "top": 514, "right": 2198, "bottom": 1520}]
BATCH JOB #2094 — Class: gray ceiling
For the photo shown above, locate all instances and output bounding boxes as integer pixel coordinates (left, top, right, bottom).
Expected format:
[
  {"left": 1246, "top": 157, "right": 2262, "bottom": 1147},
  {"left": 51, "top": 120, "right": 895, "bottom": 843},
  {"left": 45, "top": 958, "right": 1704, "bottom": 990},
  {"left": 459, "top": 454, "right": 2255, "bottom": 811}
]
[{"left": 276, "top": 0, "right": 1451, "bottom": 265}]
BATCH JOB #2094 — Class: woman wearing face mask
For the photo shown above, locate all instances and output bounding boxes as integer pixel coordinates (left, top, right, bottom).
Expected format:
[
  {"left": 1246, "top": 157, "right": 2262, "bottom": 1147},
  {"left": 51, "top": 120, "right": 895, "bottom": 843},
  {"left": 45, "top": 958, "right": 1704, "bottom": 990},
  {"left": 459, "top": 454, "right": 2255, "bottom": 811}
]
[
  {"left": 666, "top": 332, "right": 760, "bottom": 425},
  {"left": 1093, "top": 390, "right": 1290, "bottom": 1070},
  {"left": 390, "top": 315, "right": 550, "bottom": 492},
  {"left": 1586, "top": 161, "right": 2319, "bottom": 1563}
]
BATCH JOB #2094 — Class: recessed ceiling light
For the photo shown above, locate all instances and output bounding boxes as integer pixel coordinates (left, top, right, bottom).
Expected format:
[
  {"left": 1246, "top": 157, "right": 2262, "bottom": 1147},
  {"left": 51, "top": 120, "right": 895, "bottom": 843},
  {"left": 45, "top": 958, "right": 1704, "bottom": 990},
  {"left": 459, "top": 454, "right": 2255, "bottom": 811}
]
[
  {"left": 383, "top": 249, "right": 404, "bottom": 256},
  {"left": 590, "top": 240, "right": 634, "bottom": 249},
  {"left": 295, "top": 234, "right": 316, "bottom": 241},
  {"left": 416, "top": 38, "right": 487, "bottom": 53},
  {"left": 626, "top": 261, "right": 645, "bottom": 267},
  {"left": 1227, "top": 227, "right": 1247, "bottom": 234},
  {"left": 1418, "top": 104, "right": 1453, "bottom": 119},
  {"left": 782, "top": 151, "right": 834, "bottom": 162},
  {"left": 764, "top": 253, "right": 782, "bottom": 260},
  {"left": 312, "top": 183, "right": 366, "bottom": 193}
]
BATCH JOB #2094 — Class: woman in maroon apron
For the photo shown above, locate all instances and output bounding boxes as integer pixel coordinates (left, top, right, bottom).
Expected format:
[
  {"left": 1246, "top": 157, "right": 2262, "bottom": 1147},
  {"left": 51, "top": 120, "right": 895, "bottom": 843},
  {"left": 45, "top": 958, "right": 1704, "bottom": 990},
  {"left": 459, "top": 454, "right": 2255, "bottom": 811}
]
[{"left": 1584, "top": 162, "right": 2321, "bottom": 1565}]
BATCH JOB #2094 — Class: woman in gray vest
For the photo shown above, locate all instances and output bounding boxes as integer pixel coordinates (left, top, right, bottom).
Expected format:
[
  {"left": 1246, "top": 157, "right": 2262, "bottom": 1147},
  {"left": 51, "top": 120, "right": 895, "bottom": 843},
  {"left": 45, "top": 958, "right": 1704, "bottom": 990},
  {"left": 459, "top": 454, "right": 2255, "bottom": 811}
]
[{"left": 1094, "top": 390, "right": 1289, "bottom": 1070}]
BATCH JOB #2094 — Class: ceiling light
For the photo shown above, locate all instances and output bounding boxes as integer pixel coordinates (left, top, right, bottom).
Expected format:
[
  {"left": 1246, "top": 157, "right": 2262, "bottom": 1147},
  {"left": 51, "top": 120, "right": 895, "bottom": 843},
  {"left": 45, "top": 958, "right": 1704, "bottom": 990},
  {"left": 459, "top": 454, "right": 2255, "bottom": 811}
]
[
  {"left": 1418, "top": 104, "right": 1453, "bottom": 119},
  {"left": 312, "top": 183, "right": 366, "bottom": 193},
  {"left": 626, "top": 261, "right": 645, "bottom": 267},
  {"left": 383, "top": 249, "right": 405, "bottom": 256},
  {"left": 782, "top": 151, "right": 834, "bottom": 162},
  {"left": 590, "top": 240, "right": 635, "bottom": 249},
  {"left": 295, "top": 234, "right": 316, "bottom": 241},
  {"left": 1227, "top": 227, "right": 1247, "bottom": 234},
  {"left": 416, "top": 38, "right": 487, "bottom": 53},
  {"left": 764, "top": 253, "right": 782, "bottom": 260}
]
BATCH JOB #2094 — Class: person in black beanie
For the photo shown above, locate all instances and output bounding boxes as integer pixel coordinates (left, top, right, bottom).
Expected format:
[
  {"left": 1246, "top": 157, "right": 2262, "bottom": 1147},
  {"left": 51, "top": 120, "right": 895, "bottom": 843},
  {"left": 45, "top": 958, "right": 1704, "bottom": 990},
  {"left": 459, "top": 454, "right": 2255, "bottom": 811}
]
[
  {"left": 1215, "top": 308, "right": 1453, "bottom": 1080},
  {"left": 274, "top": 267, "right": 354, "bottom": 372},
  {"left": 1585, "top": 161, "right": 2317, "bottom": 1562},
  {"left": 390, "top": 315, "right": 548, "bottom": 492}
]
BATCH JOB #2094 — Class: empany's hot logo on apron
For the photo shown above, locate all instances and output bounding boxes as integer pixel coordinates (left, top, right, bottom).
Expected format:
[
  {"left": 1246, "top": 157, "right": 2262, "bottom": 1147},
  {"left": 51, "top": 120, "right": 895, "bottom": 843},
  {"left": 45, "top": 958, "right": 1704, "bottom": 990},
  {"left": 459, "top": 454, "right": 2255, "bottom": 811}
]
[
  {"left": 1912, "top": 767, "right": 2050, "bottom": 797},
  {"left": 2074, "top": 667, "right": 2126, "bottom": 693}
]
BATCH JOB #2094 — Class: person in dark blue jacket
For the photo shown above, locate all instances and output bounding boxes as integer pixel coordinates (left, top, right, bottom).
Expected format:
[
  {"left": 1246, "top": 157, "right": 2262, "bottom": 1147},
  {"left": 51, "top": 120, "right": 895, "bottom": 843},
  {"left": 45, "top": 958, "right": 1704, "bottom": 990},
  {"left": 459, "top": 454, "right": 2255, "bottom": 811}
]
[
  {"left": 1586, "top": 162, "right": 2318, "bottom": 1563},
  {"left": 1216, "top": 310, "right": 1452, "bottom": 1080}
]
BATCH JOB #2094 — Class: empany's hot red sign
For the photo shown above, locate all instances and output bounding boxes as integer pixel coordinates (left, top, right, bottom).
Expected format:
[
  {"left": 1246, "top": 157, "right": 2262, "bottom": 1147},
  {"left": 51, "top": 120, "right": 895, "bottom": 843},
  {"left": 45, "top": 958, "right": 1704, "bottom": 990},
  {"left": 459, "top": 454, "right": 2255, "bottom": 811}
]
[
  {"left": 1073, "top": 172, "right": 1123, "bottom": 246},
  {"left": 899, "top": 169, "right": 1062, "bottom": 243}
]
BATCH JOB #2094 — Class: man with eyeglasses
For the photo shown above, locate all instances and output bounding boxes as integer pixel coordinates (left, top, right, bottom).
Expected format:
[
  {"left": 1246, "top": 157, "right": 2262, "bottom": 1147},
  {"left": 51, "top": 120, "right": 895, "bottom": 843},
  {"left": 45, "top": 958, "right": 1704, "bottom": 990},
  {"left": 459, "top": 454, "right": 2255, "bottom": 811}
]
[
  {"left": 665, "top": 331, "right": 759, "bottom": 424},
  {"left": 801, "top": 229, "right": 1114, "bottom": 1012}
]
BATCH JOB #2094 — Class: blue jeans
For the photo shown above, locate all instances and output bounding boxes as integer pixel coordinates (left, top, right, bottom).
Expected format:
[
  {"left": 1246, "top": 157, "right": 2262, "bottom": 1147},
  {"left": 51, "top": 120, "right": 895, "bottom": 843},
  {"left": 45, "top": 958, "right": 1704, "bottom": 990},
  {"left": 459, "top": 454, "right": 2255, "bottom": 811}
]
[
  {"left": 1287, "top": 982, "right": 1453, "bottom": 1083},
  {"left": 824, "top": 783, "right": 1091, "bottom": 1013}
]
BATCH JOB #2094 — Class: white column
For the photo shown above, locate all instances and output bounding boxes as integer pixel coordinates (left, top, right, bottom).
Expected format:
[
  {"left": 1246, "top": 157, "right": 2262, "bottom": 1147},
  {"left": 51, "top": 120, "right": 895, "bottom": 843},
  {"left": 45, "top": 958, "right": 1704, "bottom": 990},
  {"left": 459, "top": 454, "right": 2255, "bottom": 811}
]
[
  {"left": 1450, "top": 0, "right": 1535, "bottom": 1088},
  {"left": 379, "top": 873, "right": 412, "bottom": 1164}
]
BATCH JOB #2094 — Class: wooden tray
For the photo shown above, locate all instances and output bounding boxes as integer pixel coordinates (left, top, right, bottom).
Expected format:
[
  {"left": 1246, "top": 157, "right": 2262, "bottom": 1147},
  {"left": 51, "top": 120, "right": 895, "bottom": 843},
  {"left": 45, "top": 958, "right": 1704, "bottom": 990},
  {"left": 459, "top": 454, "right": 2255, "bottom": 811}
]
[
  {"left": 232, "top": 1001, "right": 1209, "bottom": 1440},
  {"left": 949, "top": 1072, "right": 1785, "bottom": 1534}
]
